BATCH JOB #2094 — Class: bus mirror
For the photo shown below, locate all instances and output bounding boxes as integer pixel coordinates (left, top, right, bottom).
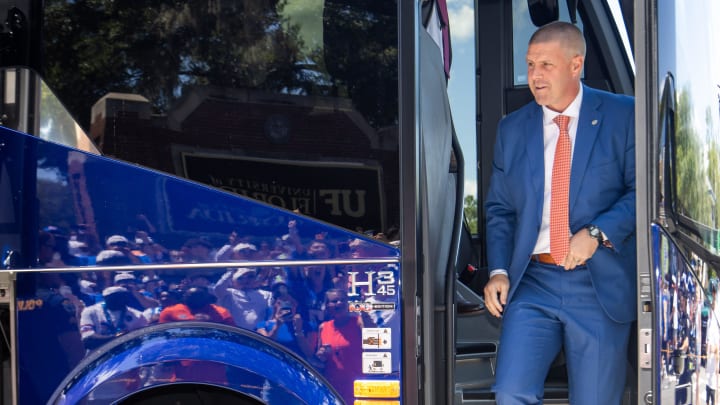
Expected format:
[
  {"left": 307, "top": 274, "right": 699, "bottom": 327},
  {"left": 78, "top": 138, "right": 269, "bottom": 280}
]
[{"left": 527, "top": 0, "right": 558, "bottom": 27}]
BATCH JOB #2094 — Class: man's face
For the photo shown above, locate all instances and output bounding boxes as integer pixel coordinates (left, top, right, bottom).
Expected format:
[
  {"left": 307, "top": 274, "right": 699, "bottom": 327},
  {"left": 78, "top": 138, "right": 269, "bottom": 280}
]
[
  {"left": 308, "top": 241, "right": 330, "bottom": 259},
  {"left": 170, "top": 250, "right": 184, "bottom": 262},
  {"left": 325, "top": 291, "right": 348, "bottom": 316},
  {"left": 526, "top": 40, "right": 583, "bottom": 112}
]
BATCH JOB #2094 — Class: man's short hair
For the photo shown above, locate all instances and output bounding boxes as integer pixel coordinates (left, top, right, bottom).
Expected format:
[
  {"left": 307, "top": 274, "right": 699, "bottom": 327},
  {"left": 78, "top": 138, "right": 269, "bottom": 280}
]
[{"left": 530, "top": 21, "right": 586, "bottom": 58}]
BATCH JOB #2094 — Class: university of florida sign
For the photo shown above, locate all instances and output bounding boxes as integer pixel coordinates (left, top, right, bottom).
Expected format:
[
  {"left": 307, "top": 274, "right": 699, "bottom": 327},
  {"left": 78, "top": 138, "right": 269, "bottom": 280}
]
[{"left": 180, "top": 152, "right": 385, "bottom": 233}]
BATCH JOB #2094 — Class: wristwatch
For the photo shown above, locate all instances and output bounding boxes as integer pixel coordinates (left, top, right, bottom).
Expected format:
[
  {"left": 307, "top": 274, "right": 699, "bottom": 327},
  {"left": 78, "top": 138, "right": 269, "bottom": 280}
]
[{"left": 586, "top": 224, "right": 604, "bottom": 245}]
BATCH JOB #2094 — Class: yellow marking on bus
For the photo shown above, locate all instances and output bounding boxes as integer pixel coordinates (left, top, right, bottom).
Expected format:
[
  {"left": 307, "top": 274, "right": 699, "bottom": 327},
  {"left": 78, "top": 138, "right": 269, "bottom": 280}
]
[{"left": 354, "top": 380, "right": 400, "bottom": 398}]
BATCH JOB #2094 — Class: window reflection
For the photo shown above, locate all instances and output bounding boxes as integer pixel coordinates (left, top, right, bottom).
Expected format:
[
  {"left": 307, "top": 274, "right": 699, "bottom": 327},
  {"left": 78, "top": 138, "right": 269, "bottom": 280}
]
[
  {"left": 21, "top": 239, "right": 400, "bottom": 402},
  {"left": 0, "top": 68, "right": 98, "bottom": 153},
  {"left": 656, "top": 227, "right": 720, "bottom": 404},
  {"left": 41, "top": 0, "right": 399, "bottom": 236},
  {"left": 19, "top": 122, "right": 401, "bottom": 404},
  {"left": 660, "top": 0, "right": 720, "bottom": 253}
]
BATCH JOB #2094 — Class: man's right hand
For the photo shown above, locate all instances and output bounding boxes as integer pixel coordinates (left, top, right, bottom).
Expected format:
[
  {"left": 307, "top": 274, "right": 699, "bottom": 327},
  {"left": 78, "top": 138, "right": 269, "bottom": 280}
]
[{"left": 483, "top": 274, "right": 509, "bottom": 318}]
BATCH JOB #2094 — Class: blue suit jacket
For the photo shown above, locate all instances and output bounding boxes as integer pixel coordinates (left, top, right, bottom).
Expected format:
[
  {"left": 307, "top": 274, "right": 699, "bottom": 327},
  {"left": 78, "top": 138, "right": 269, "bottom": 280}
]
[{"left": 485, "top": 85, "right": 636, "bottom": 323}]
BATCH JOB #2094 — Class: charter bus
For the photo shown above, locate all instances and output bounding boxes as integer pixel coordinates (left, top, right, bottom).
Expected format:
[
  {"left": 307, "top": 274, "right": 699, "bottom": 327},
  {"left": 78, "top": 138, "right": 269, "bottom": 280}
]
[{"left": 0, "top": 0, "right": 717, "bottom": 404}]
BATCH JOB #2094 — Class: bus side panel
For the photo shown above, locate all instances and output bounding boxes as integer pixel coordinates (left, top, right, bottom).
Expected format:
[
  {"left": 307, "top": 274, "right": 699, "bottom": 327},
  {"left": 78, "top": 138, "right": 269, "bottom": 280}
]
[{"left": 0, "top": 126, "right": 403, "bottom": 404}]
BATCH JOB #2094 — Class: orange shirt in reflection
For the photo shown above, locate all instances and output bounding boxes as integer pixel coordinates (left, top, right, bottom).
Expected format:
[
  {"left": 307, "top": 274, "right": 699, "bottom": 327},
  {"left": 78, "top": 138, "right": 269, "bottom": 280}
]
[{"left": 158, "top": 303, "right": 235, "bottom": 384}]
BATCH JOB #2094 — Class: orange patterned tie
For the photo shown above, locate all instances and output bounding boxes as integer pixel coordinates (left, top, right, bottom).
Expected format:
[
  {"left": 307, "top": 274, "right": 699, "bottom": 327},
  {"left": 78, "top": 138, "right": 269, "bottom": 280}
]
[{"left": 550, "top": 115, "right": 571, "bottom": 264}]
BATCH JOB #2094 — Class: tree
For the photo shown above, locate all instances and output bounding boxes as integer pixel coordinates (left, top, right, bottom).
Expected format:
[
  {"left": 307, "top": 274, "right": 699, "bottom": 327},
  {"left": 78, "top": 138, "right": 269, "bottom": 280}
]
[
  {"left": 322, "top": 0, "right": 398, "bottom": 128},
  {"left": 41, "top": 0, "right": 400, "bottom": 132},
  {"left": 675, "top": 88, "right": 713, "bottom": 226},
  {"left": 42, "top": 0, "right": 318, "bottom": 130},
  {"left": 463, "top": 194, "right": 478, "bottom": 234}
]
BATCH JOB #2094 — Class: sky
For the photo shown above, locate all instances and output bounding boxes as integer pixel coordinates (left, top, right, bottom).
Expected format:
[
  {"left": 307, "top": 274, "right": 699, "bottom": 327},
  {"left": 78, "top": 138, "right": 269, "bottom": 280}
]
[
  {"left": 674, "top": 0, "right": 720, "bottom": 144},
  {"left": 446, "top": 0, "right": 478, "bottom": 200}
]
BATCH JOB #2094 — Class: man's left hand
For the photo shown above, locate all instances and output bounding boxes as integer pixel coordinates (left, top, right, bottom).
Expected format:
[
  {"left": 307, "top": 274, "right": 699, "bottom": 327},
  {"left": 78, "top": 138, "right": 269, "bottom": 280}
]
[{"left": 561, "top": 228, "right": 599, "bottom": 270}]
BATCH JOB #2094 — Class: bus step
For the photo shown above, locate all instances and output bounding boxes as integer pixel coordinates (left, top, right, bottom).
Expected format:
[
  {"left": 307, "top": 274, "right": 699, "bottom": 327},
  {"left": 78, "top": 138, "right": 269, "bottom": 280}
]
[
  {"left": 457, "top": 386, "right": 570, "bottom": 405},
  {"left": 455, "top": 348, "right": 497, "bottom": 391}
]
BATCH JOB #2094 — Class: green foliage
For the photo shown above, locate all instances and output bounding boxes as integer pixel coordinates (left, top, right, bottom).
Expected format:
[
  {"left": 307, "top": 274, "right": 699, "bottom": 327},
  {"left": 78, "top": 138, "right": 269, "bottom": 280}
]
[
  {"left": 673, "top": 87, "right": 720, "bottom": 254},
  {"left": 463, "top": 194, "right": 478, "bottom": 234},
  {"left": 43, "top": 0, "right": 317, "bottom": 128},
  {"left": 41, "top": 0, "right": 398, "bottom": 130},
  {"left": 675, "top": 89, "right": 706, "bottom": 222}
]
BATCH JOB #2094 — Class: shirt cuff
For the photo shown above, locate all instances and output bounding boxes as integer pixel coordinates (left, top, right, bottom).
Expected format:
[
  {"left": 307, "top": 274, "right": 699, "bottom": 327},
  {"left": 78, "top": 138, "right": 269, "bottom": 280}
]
[
  {"left": 489, "top": 269, "right": 508, "bottom": 278},
  {"left": 601, "top": 231, "right": 614, "bottom": 249}
]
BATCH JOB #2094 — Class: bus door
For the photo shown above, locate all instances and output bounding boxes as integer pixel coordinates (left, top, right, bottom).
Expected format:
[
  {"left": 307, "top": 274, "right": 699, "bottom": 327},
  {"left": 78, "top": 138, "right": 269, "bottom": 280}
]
[{"left": 453, "top": 0, "right": 635, "bottom": 404}]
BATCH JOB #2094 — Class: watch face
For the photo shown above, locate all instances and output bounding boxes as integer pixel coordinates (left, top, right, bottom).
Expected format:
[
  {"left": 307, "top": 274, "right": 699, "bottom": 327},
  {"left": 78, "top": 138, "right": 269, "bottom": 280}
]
[{"left": 588, "top": 226, "right": 601, "bottom": 239}]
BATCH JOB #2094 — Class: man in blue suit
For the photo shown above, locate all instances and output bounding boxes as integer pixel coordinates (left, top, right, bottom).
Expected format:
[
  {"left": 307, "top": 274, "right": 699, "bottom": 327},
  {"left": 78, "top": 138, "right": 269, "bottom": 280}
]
[{"left": 483, "top": 21, "right": 636, "bottom": 404}]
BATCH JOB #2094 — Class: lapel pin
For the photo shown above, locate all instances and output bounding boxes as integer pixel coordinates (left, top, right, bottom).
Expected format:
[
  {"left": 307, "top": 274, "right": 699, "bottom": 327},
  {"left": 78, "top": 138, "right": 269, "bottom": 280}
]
[{"left": 591, "top": 119, "right": 598, "bottom": 126}]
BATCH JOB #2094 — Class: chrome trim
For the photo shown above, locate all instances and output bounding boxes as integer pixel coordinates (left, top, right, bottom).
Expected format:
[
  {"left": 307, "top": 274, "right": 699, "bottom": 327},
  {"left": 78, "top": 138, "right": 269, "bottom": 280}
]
[{"left": 2, "top": 257, "right": 400, "bottom": 274}]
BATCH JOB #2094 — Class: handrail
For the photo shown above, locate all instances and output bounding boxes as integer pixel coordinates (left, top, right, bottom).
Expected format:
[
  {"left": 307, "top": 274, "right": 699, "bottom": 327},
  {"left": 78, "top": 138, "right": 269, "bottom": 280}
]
[
  {"left": 1, "top": 257, "right": 400, "bottom": 275},
  {"left": 445, "top": 124, "right": 466, "bottom": 405}
]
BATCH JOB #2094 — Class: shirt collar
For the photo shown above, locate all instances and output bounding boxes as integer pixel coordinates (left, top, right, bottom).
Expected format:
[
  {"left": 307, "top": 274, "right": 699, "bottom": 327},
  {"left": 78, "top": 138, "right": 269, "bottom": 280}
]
[{"left": 542, "top": 85, "right": 583, "bottom": 126}]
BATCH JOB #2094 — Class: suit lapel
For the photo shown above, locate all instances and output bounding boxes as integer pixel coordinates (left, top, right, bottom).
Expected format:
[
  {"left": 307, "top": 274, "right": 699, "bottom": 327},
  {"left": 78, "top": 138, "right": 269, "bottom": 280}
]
[
  {"left": 524, "top": 106, "right": 545, "bottom": 223},
  {"left": 570, "top": 86, "right": 602, "bottom": 211}
]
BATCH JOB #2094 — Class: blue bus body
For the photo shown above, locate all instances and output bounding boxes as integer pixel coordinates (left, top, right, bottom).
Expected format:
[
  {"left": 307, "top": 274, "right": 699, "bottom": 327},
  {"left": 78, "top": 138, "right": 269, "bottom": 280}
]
[{"left": 0, "top": 124, "right": 401, "bottom": 404}]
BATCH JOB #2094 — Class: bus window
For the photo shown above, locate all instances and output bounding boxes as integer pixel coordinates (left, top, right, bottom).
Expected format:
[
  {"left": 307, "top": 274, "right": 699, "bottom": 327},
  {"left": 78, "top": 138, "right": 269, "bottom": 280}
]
[
  {"left": 512, "top": 0, "right": 584, "bottom": 86},
  {"left": 658, "top": 0, "right": 720, "bottom": 255},
  {"left": 446, "top": 0, "right": 479, "bottom": 234},
  {"left": 39, "top": 0, "right": 400, "bottom": 238}
]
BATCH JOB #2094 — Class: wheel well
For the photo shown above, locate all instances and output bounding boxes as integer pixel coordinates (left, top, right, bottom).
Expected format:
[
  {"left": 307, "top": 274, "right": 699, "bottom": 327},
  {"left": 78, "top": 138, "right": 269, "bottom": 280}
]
[{"left": 119, "top": 383, "right": 263, "bottom": 405}]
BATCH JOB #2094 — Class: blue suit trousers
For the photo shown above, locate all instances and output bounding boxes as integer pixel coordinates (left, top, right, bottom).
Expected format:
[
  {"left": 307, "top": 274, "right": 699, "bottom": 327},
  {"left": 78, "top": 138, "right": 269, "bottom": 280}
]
[{"left": 492, "top": 261, "right": 631, "bottom": 405}]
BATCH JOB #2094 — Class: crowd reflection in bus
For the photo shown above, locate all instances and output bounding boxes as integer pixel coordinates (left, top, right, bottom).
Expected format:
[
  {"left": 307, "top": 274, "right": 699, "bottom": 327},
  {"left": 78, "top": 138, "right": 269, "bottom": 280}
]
[{"left": 34, "top": 218, "right": 398, "bottom": 400}]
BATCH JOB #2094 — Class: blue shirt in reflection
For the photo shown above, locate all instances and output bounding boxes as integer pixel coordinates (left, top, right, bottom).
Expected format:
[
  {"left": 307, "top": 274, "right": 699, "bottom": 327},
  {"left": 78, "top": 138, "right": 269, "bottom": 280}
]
[{"left": 255, "top": 319, "right": 303, "bottom": 356}]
